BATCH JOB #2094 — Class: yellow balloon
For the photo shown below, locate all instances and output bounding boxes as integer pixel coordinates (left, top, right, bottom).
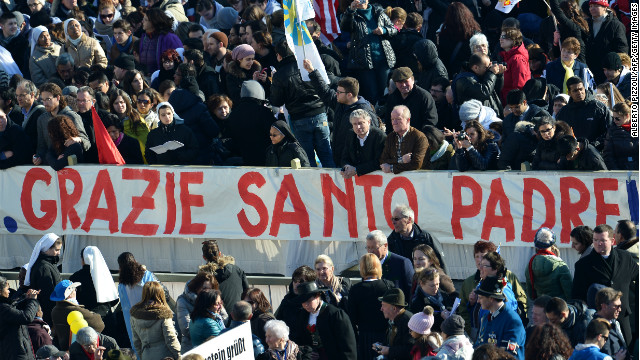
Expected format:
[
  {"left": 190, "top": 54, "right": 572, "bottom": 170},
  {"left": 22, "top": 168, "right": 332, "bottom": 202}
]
[
  {"left": 70, "top": 320, "right": 89, "bottom": 334},
  {"left": 67, "top": 311, "right": 84, "bottom": 325}
]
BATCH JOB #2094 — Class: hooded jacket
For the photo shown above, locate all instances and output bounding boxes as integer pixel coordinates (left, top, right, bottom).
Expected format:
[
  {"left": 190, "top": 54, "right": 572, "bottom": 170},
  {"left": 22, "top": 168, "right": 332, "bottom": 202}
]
[
  {"left": 130, "top": 304, "right": 180, "bottom": 360},
  {"left": 391, "top": 28, "right": 423, "bottom": 71},
  {"left": 340, "top": 4, "right": 397, "bottom": 70},
  {"left": 603, "top": 124, "right": 638, "bottom": 170},
  {"left": 94, "top": 9, "right": 122, "bottom": 37},
  {"left": 155, "top": 0, "right": 188, "bottom": 23},
  {"left": 501, "top": 103, "right": 549, "bottom": 143},
  {"left": 525, "top": 251, "right": 573, "bottom": 301},
  {"left": 198, "top": 255, "right": 249, "bottom": 311},
  {"left": 0, "top": 117, "right": 32, "bottom": 169},
  {"left": 498, "top": 120, "right": 538, "bottom": 170},
  {"left": 29, "top": 43, "right": 61, "bottom": 87},
  {"left": 0, "top": 297, "right": 39, "bottom": 360},
  {"left": 557, "top": 138, "right": 607, "bottom": 170},
  {"left": 559, "top": 302, "right": 595, "bottom": 347},
  {"left": 226, "top": 60, "right": 262, "bottom": 105},
  {"left": 413, "top": 39, "right": 449, "bottom": 90},
  {"left": 144, "top": 109, "right": 200, "bottom": 165},
  {"left": 556, "top": 92, "right": 612, "bottom": 149},
  {"left": 500, "top": 44, "right": 531, "bottom": 103},
  {"left": 265, "top": 120, "right": 311, "bottom": 167}
]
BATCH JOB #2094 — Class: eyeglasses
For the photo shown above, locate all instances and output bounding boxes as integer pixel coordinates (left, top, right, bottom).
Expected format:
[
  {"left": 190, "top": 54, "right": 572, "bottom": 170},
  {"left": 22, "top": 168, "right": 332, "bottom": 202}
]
[
  {"left": 100, "top": 13, "right": 114, "bottom": 19},
  {"left": 137, "top": 99, "right": 150, "bottom": 104},
  {"left": 608, "top": 304, "right": 622, "bottom": 309},
  {"left": 336, "top": 90, "right": 348, "bottom": 95},
  {"left": 27, "top": 2, "right": 40, "bottom": 7},
  {"left": 366, "top": 243, "right": 384, "bottom": 252},
  {"left": 480, "top": 263, "right": 493, "bottom": 268},
  {"left": 602, "top": 334, "right": 609, "bottom": 341},
  {"left": 539, "top": 127, "right": 554, "bottom": 134},
  {"left": 163, "top": 60, "right": 174, "bottom": 64}
]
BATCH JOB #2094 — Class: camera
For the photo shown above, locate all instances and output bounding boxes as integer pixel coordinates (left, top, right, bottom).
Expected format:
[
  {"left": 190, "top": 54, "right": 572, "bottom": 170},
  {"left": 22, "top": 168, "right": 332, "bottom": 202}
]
[{"left": 456, "top": 132, "right": 468, "bottom": 141}]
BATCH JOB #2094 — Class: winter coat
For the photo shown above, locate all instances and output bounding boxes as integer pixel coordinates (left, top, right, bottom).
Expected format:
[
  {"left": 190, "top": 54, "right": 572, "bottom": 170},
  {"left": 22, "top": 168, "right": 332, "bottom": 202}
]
[
  {"left": 586, "top": 13, "right": 628, "bottom": 84},
  {"left": 500, "top": 44, "right": 531, "bottom": 103},
  {"left": 62, "top": 35, "right": 108, "bottom": 69},
  {"left": 558, "top": 302, "right": 595, "bottom": 347},
  {"left": 453, "top": 71, "right": 504, "bottom": 117},
  {"left": 475, "top": 305, "right": 525, "bottom": 360},
  {"left": 130, "top": 303, "right": 180, "bottom": 360},
  {"left": 46, "top": 142, "right": 84, "bottom": 171},
  {"left": 410, "top": 288, "right": 458, "bottom": 332},
  {"left": 387, "top": 223, "right": 447, "bottom": 274},
  {"left": 118, "top": 270, "right": 157, "bottom": 349},
  {"left": 380, "top": 252, "right": 415, "bottom": 300},
  {"left": 0, "top": 296, "right": 39, "bottom": 360},
  {"left": 0, "top": 117, "right": 32, "bottom": 169},
  {"left": 532, "top": 136, "right": 562, "bottom": 170},
  {"left": 266, "top": 139, "right": 311, "bottom": 167},
  {"left": 383, "top": 85, "right": 439, "bottom": 133},
  {"left": 26, "top": 318, "right": 52, "bottom": 352},
  {"left": 413, "top": 39, "right": 449, "bottom": 90},
  {"left": 603, "top": 125, "right": 638, "bottom": 170},
  {"left": 451, "top": 139, "right": 500, "bottom": 171},
  {"left": 30, "top": 44, "right": 61, "bottom": 87},
  {"left": 155, "top": 0, "right": 188, "bottom": 22},
  {"left": 22, "top": 104, "right": 46, "bottom": 154},
  {"left": 190, "top": 315, "right": 225, "bottom": 347},
  {"left": 68, "top": 333, "right": 119, "bottom": 360},
  {"left": 144, "top": 118, "right": 200, "bottom": 165},
  {"left": 1, "top": 33, "right": 29, "bottom": 76},
  {"left": 391, "top": 29, "right": 423, "bottom": 71},
  {"left": 433, "top": 335, "right": 474, "bottom": 360},
  {"left": 28, "top": 253, "right": 61, "bottom": 326},
  {"left": 138, "top": 32, "right": 183, "bottom": 74},
  {"left": 341, "top": 126, "right": 387, "bottom": 175},
  {"left": 386, "top": 310, "right": 414, "bottom": 360},
  {"left": 501, "top": 104, "right": 549, "bottom": 143},
  {"left": 226, "top": 60, "right": 262, "bottom": 105},
  {"left": 438, "top": 33, "right": 473, "bottom": 78},
  {"left": 380, "top": 127, "right": 429, "bottom": 173},
  {"left": 525, "top": 252, "right": 573, "bottom": 300},
  {"left": 109, "top": 35, "right": 138, "bottom": 61},
  {"left": 51, "top": 300, "right": 105, "bottom": 351},
  {"left": 498, "top": 120, "right": 538, "bottom": 170},
  {"left": 176, "top": 284, "right": 197, "bottom": 352},
  {"left": 593, "top": 314, "right": 626, "bottom": 357},
  {"left": 116, "top": 133, "right": 145, "bottom": 164},
  {"left": 198, "top": 256, "right": 250, "bottom": 311},
  {"left": 226, "top": 97, "right": 275, "bottom": 166},
  {"left": 36, "top": 106, "right": 91, "bottom": 161},
  {"left": 423, "top": 141, "right": 455, "bottom": 170},
  {"left": 548, "top": 0, "right": 589, "bottom": 63},
  {"left": 270, "top": 55, "right": 325, "bottom": 120},
  {"left": 544, "top": 59, "right": 594, "bottom": 93},
  {"left": 275, "top": 284, "right": 306, "bottom": 332},
  {"left": 340, "top": 4, "right": 397, "bottom": 70},
  {"left": 557, "top": 138, "right": 607, "bottom": 171}
]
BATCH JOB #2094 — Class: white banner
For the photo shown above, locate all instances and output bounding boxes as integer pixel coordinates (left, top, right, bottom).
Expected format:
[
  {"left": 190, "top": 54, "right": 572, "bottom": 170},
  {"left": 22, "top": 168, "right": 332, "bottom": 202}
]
[
  {"left": 0, "top": 166, "right": 637, "bottom": 247},
  {"left": 184, "top": 322, "right": 254, "bottom": 359}
]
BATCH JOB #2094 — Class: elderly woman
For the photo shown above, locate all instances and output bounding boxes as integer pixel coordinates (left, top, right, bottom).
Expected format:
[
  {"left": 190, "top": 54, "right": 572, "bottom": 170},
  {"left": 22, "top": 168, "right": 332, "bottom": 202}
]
[
  {"left": 176, "top": 272, "right": 221, "bottom": 352},
  {"left": 257, "top": 320, "right": 308, "bottom": 360},
  {"left": 0, "top": 276, "right": 40, "bottom": 360},
  {"left": 24, "top": 233, "right": 62, "bottom": 325},
  {"left": 29, "top": 26, "right": 61, "bottom": 86},
  {"left": 266, "top": 120, "right": 310, "bottom": 167},
  {"left": 469, "top": 33, "right": 489, "bottom": 56},
  {"left": 314, "top": 255, "right": 351, "bottom": 310},
  {"left": 68, "top": 326, "right": 119, "bottom": 359},
  {"left": 348, "top": 253, "right": 394, "bottom": 360},
  {"left": 526, "top": 228, "right": 573, "bottom": 301},
  {"left": 61, "top": 18, "right": 107, "bottom": 68}
]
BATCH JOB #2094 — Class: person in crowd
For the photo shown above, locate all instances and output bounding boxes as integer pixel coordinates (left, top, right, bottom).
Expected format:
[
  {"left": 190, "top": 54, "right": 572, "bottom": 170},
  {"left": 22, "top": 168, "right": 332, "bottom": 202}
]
[
  {"left": 348, "top": 253, "right": 394, "bottom": 360},
  {"left": 258, "top": 319, "right": 308, "bottom": 360},
  {"left": 340, "top": 0, "right": 396, "bottom": 104},
  {"left": 117, "top": 251, "right": 158, "bottom": 349},
  {"left": 408, "top": 306, "right": 442, "bottom": 358},
  {"left": 0, "top": 12, "right": 29, "bottom": 75},
  {"left": 528, "top": 46, "right": 548, "bottom": 78},
  {"left": 95, "top": 1, "right": 121, "bottom": 39},
  {"left": 366, "top": 230, "right": 414, "bottom": 298},
  {"left": 50, "top": 280, "right": 105, "bottom": 351},
  {"left": 385, "top": 67, "right": 439, "bottom": 134},
  {"left": 471, "top": 344, "right": 517, "bottom": 360},
  {"left": 433, "top": 314, "right": 474, "bottom": 360},
  {"left": 69, "top": 246, "right": 120, "bottom": 338},
  {"left": 242, "top": 288, "right": 274, "bottom": 345},
  {"left": 102, "top": 112, "right": 145, "bottom": 164},
  {"left": 595, "top": 82, "right": 625, "bottom": 111},
  {"left": 411, "top": 244, "right": 454, "bottom": 296},
  {"left": 61, "top": 19, "right": 107, "bottom": 69},
  {"left": 27, "top": 305, "right": 53, "bottom": 352},
  {"left": 526, "top": 227, "right": 573, "bottom": 301},
  {"left": 453, "top": 53, "right": 504, "bottom": 118},
  {"left": 551, "top": 94, "right": 570, "bottom": 119},
  {"left": 585, "top": 0, "right": 628, "bottom": 85},
  {"left": 497, "top": 118, "right": 538, "bottom": 170},
  {"left": 276, "top": 265, "right": 316, "bottom": 332},
  {"left": 314, "top": 254, "right": 350, "bottom": 310},
  {"left": 525, "top": 295, "right": 552, "bottom": 343},
  {"left": 270, "top": 41, "right": 334, "bottom": 168},
  {"left": 544, "top": 38, "right": 593, "bottom": 94},
  {"left": 412, "top": 39, "right": 448, "bottom": 95},
  {"left": 502, "top": 89, "right": 549, "bottom": 142},
  {"left": 225, "top": 44, "right": 261, "bottom": 104},
  {"left": 183, "top": 49, "right": 220, "bottom": 100},
  {"left": 569, "top": 319, "right": 624, "bottom": 360},
  {"left": 602, "top": 52, "right": 630, "bottom": 99},
  {"left": 130, "top": 281, "right": 180, "bottom": 359},
  {"left": 68, "top": 326, "right": 119, "bottom": 360},
  {"left": 438, "top": 2, "right": 481, "bottom": 76},
  {"left": 205, "top": 32, "right": 228, "bottom": 72},
  {"left": 159, "top": 80, "right": 176, "bottom": 102},
  {"left": 29, "top": 26, "right": 61, "bottom": 87},
  {"left": 524, "top": 323, "right": 573, "bottom": 360},
  {"left": 603, "top": 100, "right": 637, "bottom": 170},
  {"left": 532, "top": 117, "right": 571, "bottom": 170},
  {"left": 249, "top": 31, "right": 276, "bottom": 76},
  {"left": 110, "top": 20, "right": 137, "bottom": 61},
  {"left": 469, "top": 33, "right": 489, "bottom": 56},
  {"left": 0, "top": 275, "right": 40, "bottom": 360},
  {"left": 545, "top": 297, "right": 595, "bottom": 347},
  {"left": 24, "top": 233, "right": 62, "bottom": 326},
  {"left": 0, "top": 86, "right": 22, "bottom": 126},
  {"left": 614, "top": 220, "right": 638, "bottom": 263},
  {"left": 380, "top": 105, "right": 429, "bottom": 173},
  {"left": 36, "top": 344, "right": 67, "bottom": 360},
  {"left": 375, "top": 288, "right": 413, "bottom": 360},
  {"left": 429, "top": 78, "right": 457, "bottom": 131},
  {"left": 456, "top": 99, "right": 502, "bottom": 133},
  {"left": 410, "top": 268, "right": 457, "bottom": 332},
  {"left": 112, "top": 55, "right": 136, "bottom": 86},
  {"left": 132, "top": 88, "right": 157, "bottom": 134},
  {"left": 547, "top": 0, "right": 589, "bottom": 63},
  {"left": 220, "top": 300, "right": 266, "bottom": 357},
  {"left": 45, "top": 114, "right": 84, "bottom": 170},
  {"left": 292, "top": 281, "right": 357, "bottom": 360},
  {"left": 176, "top": 272, "right": 220, "bottom": 353},
  {"left": 189, "top": 290, "right": 226, "bottom": 346},
  {"left": 197, "top": 0, "right": 222, "bottom": 30},
  {"left": 138, "top": 9, "right": 182, "bottom": 75},
  {"left": 498, "top": 28, "right": 530, "bottom": 103},
  {"left": 573, "top": 224, "right": 637, "bottom": 346},
  {"left": 390, "top": 12, "right": 421, "bottom": 71},
  {"left": 421, "top": 125, "right": 454, "bottom": 169},
  {"left": 151, "top": 49, "right": 181, "bottom": 90},
  {"left": 123, "top": 70, "right": 150, "bottom": 99},
  {"left": 0, "top": 107, "right": 31, "bottom": 169},
  {"left": 451, "top": 119, "right": 500, "bottom": 171},
  {"left": 110, "top": 90, "right": 147, "bottom": 161},
  {"left": 474, "top": 276, "right": 526, "bottom": 360},
  {"left": 557, "top": 134, "right": 607, "bottom": 170},
  {"left": 459, "top": 241, "right": 496, "bottom": 336},
  {"left": 199, "top": 239, "right": 249, "bottom": 312},
  {"left": 144, "top": 102, "right": 199, "bottom": 165},
  {"left": 266, "top": 120, "right": 310, "bottom": 167},
  {"left": 571, "top": 225, "right": 594, "bottom": 258},
  {"left": 593, "top": 287, "right": 627, "bottom": 358},
  {"left": 74, "top": 87, "right": 103, "bottom": 163},
  {"left": 16, "top": 80, "right": 46, "bottom": 153},
  {"left": 338, "top": 109, "right": 386, "bottom": 178}
]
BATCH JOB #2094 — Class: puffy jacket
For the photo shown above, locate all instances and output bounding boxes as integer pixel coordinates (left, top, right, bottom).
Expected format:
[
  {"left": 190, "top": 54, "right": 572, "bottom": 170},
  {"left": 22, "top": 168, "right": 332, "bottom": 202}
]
[
  {"left": 28, "top": 253, "right": 61, "bottom": 326},
  {"left": 556, "top": 93, "right": 612, "bottom": 149},
  {"left": 453, "top": 71, "right": 504, "bottom": 118},
  {"left": 130, "top": 304, "right": 180, "bottom": 360},
  {"left": 433, "top": 335, "right": 474, "bottom": 360},
  {"left": 586, "top": 13, "right": 628, "bottom": 84},
  {"left": 62, "top": 34, "right": 108, "bottom": 69},
  {"left": 340, "top": 4, "right": 397, "bottom": 70},
  {"left": 533, "top": 137, "right": 561, "bottom": 170},
  {"left": 29, "top": 44, "right": 61, "bottom": 86},
  {"left": 413, "top": 39, "right": 449, "bottom": 89},
  {"left": 603, "top": 126, "right": 638, "bottom": 170},
  {"left": 557, "top": 138, "right": 607, "bottom": 171},
  {"left": 198, "top": 257, "right": 250, "bottom": 311},
  {"left": 265, "top": 139, "right": 310, "bottom": 167},
  {"left": 500, "top": 44, "right": 531, "bottom": 103},
  {"left": 270, "top": 55, "right": 325, "bottom": 120},
  {"left": 144, "top": 119, "right": 200, "bottom": 165},
  {"left": 190, "top": 315, "right": 225, "bottom": 347},
  {"left": 0, "top": 297, "right": 38, "bottom": 360},
  {"left": 525, "top": 253, "right": 573, "bottom": 301}
]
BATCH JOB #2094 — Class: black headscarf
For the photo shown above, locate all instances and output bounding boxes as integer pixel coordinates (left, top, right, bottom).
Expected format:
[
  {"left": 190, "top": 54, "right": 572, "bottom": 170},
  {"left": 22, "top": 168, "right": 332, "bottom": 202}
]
[{"left": 271, "top": 120, "right": 300, "bottom": 147}]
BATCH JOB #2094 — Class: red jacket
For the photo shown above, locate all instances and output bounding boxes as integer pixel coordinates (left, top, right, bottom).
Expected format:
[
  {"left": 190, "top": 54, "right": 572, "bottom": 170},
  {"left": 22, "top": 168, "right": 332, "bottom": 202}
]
[{"left": 500, "top": 43, "right": 531, "bottom": 103}]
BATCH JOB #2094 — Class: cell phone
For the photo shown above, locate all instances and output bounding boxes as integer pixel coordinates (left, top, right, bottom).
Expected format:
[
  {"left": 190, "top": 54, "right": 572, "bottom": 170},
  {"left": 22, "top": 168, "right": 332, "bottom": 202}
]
[{"left": 261, "top": 67, "right": 268, "bottom": 74}]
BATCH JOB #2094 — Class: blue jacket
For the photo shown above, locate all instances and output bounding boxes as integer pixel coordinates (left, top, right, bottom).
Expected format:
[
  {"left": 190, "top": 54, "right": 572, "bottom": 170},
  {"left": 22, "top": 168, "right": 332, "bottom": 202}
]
[
  {"left": 544, "top": 59, "right": 595, "bottom": 92},
  {"left": 190, "top": 315, "right": 226, "bottom": 347},
  {"left": 381, "top": 252, "right": 415, "bottom": 298},
  {"left": 475, "top": 304, "right": 526, "bottom": 360},
  {"left": 473, "top": 282, "right": 518, "bottom": 329},
  {"left": 568, "top": 344, "right": 613, "bottom": 360}
]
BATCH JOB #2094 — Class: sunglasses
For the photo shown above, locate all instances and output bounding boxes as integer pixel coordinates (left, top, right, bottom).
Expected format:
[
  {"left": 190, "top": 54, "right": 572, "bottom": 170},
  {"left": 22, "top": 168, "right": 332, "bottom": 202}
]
[
  {"left": 100, "top": 13, "right": 114, "bottom": 19},
  {"left": 137, "top": 99, "right": 150, "bottom": 105}
]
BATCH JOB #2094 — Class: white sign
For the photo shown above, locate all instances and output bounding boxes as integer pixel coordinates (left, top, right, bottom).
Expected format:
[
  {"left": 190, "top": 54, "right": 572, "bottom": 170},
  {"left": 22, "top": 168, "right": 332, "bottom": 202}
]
[{"left": 184, "top": 322, "right": 254, "bottom": 360}]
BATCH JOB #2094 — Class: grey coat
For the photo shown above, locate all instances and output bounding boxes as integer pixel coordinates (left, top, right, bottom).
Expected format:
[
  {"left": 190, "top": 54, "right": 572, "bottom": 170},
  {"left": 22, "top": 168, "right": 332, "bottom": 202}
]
[
  {"left": 340, "top": 4, "right": 397, "bottom": 70},
  {"left": 29, "top": 44, "right": 61, "bottom": 87}
]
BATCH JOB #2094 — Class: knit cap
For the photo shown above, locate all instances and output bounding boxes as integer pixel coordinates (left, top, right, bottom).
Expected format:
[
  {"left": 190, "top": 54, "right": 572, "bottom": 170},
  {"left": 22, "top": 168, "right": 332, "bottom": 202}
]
[
  {"left": 602, "top": 52, "right": 622, "bottom": 70},
  {"left": 408, "top": 306, "right": 435, "bottom": 335},
  {"left": 232, "top": 44, "right": 255, "bottom": 61},
  {"left": 441, "top": 314, "right": 465, "bottom": 336},
  {"left": 534, "top": 227, "right": 556, "bottom": 249},
  {"left": 459, "top": 99, "right": 483, "bottom": 122}
]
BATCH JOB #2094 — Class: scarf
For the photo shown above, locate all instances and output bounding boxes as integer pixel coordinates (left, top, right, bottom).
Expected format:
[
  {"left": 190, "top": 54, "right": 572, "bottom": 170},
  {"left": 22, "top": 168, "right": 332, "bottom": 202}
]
[
  {"left": 0, "top": 29, "right": 20, "bottom": 47},
  {"left": 114, "top": 132, "right": 124, "bottom": 146},
  {"left": 64, "top": 19, "right": 83, "bottom": 47},
  {"left": 527, "top": 248, "right": 557, "bottom": 299},
  {"left": 24, "top": 233, "right": 60, "bottom": 286},
  {"left": 621, "top": 123, "right": 631, "bottom": 132},
  {"left": 269, "top": 340, "right": 299, "bottom": 360},
  {"left": 430, "top": 140, "right": 450, "bottom": 162},
  {"left": 83, "top": 246, "right": 119, "bottom": 303},
  {"left": 116, "top": 35, "right": 133, "bottom": 53},
  {"left": 561, "top": 60, "right": 574, "bottom": 94}
]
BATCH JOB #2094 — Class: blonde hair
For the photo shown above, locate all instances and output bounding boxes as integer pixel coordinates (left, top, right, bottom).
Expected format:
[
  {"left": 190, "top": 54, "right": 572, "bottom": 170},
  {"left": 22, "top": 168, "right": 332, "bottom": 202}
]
[
  {"left": 315, "top": 254, "right": 334, "bottom": 268},
  {"left": 359, "top": 253, "right": 382, "bottom": 279},
  {"left": 138, "top": 281, "right": 167, "bottom": 307}
]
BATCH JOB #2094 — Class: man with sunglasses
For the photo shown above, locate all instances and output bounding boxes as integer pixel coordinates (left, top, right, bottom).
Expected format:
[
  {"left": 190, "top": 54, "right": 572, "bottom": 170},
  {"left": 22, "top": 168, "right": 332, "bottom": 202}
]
[
  {"left": 570, "top": 320, "right": 621, "bottom": 360},
  {"left": 593, "top": 287, "right": 627, "bottom": 358}
]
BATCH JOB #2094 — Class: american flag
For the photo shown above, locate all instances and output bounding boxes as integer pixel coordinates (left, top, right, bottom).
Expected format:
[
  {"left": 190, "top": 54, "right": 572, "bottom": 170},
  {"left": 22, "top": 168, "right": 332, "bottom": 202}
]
[{"left": 313, "top": 0, "right": 341, "bottom": 44}]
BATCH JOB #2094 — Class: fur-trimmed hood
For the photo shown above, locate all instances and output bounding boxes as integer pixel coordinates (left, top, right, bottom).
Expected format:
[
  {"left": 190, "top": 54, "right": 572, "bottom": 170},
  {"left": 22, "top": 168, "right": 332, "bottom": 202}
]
[
  {"left": 130, "top": 303, "right": 173, "bottom": 320},
  {"left": 514, "top": 120, "right": 536, "bottom": 134},
  {"left": 198, "top": 255, "right": 236, "bottom": 282},
  {"left": 227, "top": 60, "right": 262, "bottom": 80}
]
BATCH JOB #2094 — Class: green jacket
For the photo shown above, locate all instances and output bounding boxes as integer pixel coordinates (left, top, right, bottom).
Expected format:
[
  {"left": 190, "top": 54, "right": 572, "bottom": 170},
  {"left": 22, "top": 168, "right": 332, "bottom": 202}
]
[{"left": 525, "top": 253, "right": 573, "bottom": 301}]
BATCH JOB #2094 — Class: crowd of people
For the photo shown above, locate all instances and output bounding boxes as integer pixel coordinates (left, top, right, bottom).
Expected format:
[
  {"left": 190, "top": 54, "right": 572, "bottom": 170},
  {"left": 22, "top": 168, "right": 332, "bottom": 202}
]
[
  {"left": 0, "top": 203, "right": 637, "bottom": 360},
  {"left": 0, "top": 0, "right": 635, "bottom": 171}
]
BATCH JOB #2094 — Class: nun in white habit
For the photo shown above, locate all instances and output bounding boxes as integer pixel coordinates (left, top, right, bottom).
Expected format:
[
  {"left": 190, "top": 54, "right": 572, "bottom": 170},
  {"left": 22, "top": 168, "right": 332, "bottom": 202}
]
[
  {"left": 24, "top": 233, "right": 63, "bottom": 325},
  {"left": 28, "top": 25, "right": 61, "bottom": 86}
]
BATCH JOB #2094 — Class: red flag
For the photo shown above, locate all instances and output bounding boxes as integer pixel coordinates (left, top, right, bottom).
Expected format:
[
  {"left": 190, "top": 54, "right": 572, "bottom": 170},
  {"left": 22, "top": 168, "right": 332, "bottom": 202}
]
[{"left": 91, "top": 106, "right": 125, "bottom": 165}]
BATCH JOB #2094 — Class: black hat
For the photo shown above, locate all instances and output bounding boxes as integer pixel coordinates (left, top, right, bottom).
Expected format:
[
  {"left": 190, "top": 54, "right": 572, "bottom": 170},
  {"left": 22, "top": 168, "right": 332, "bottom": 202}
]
[
  {"left": 113, "top": 54, "right": 135, "bottom": 71},
  {"left": 475, "top": 276, "right": 506, "bottom": 300},
  {"left": 295, "top": 281, "right": 324, "bottom": 303},
  {"left": 522, "top": 77, "right": 547, "bottom": 102},
  {"left": 36, "top": 345, "right": 66, "bottom": 359},
  {"left": 441, "top": 314, "right": 465, "bottom": 336},
  {"left": 603, "top": 52, "right": 622, "bottom": 70},
  {"left": 378, "top": 288, "right": 408, "bottom": 307}
]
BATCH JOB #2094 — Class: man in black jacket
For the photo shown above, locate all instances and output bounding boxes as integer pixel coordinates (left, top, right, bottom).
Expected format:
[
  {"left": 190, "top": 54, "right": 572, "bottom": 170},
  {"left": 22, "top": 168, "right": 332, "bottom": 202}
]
[
  {"left": 557, "top": 135, "right": 607, "bottom": 170},
  {"left": 497, "top": 120, "right": 538, "bottom": 170},
  {"left": 184, "top": 49, "right": 221, "bottom": 100},
  {"left": 586, "top": 0, "right": 628, "bottom": 85},
  {"left": 383, "top": 67, "right": 438, "bottom": 134},
  {"left": 545, "top": 297, "right": 594, "bottom": 347},
  {"left": 271, "top": 40, "right": 334, "bottom": 167},
  {"left": 593, "top": 287, "right": 627, "bottom": 358},
  {"left": 602, "top": 52, "right": 631, "bottom": 99},
  {"left": 377, "top": 288, "right": 414, "bottom": 360},
  {"left": 0, "top": 109, "right": 32, "bottom": 169},
  {"left": 0, "top": 12, "right": 29, "bottom": 76},
  {"left": 16, "top": 80, "right": 46, "bottom": 154},
  {"left": 340, "top": 109, "right": 386, "bottom": 178},
  {"left": 453, "top": 53, "right": 504, "bottom": 118},
  {"left": 502, "top": 89, "right": 549, "bottom": 143},
  {"left": 367, "top": 230, "right": 414, "bottom": 298}
]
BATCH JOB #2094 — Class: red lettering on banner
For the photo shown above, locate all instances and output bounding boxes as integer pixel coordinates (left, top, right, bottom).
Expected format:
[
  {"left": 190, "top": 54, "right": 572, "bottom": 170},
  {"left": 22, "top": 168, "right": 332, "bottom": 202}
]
[
  {"left": 451, "top": 176, "right": 482, "bottom": 239},
  {"left": 20, "top": 168, "right": 56, "bottom": 231},
  {"left": 57, "top": 169, "right": 83, "bottom": 230},
  {"left": 383, "top": 177, "right": 418, "bottom": 229},
  {"left": 237, "top": 172, "right": 269, "bottom": 237},
  {"left": 179, "top": 172, "right": 206, "bottom": 235},
  {"left": 481, "top": 178, "right": 515, "bottom": 242},
  {"left": 269, "top": 174, "right": 310, "bottom": 238},
  {"left": 560, "top": 177, "right": 590, "bottom": 243},
  {"left": 321, "top": 174, "right": 357, "bottom": 238},
  {"left": 121, "top": 168, "right": 160, "bottom": 236},
  {"left": 81, "top": 170, "right": 118, "bottom": 233},
  {"left": 355, "top": 175, "right": 383, "bottom": 232},
  {"left": 164, "top": 172, "right": 176, "bottom": 234},
  {"left": 593, "top": 178, "right": 620, "bottom": 226},
  {"left": 521, "top": 178, "right": 556, "bottom": 242}
]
